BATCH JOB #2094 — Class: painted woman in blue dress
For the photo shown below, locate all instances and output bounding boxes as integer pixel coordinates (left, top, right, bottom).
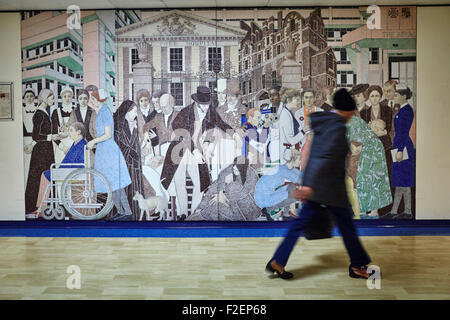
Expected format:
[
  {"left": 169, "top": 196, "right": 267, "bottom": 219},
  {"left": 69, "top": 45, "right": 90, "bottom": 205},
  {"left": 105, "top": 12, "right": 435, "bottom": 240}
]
[
  {"left": 385, "top": 84, "right": 415, "bottom": 219},
  {"left": 87, "top": 89, "right": 133, "bottom": 221}
]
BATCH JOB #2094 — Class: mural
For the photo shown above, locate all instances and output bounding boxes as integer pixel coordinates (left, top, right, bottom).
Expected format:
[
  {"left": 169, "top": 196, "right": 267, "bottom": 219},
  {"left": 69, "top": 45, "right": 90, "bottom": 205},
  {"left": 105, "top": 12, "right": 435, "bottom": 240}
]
[{"left": 20, "top": 6, "right": 417, "bottom": 221}]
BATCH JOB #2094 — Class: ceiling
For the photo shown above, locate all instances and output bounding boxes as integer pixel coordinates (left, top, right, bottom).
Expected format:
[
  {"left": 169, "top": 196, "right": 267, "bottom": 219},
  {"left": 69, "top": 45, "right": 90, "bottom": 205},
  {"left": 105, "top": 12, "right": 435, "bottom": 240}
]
[{"left": 1, "top": 0, "right": 450, "bottom": 10}]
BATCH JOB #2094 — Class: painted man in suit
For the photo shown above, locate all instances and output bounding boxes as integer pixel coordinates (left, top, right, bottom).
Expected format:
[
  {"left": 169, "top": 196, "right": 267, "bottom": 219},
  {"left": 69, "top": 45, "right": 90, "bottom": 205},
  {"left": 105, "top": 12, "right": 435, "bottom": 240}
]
[
  {"left": 160, "top": 86, "right": 235, "bottom": 219},
  {"left": 380, "top": 80, "right": 400, "bottom": 142},
  {"left": 266, "top": 88, "right": 372, "bottom": 280},
  {"left": 69, "top": 89, "right": 96, "bottom": 142}
]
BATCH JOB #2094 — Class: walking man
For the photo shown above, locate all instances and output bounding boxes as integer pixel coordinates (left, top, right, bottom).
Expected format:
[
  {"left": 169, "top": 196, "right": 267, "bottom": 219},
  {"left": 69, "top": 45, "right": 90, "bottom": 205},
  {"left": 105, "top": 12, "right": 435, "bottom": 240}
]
[{"left": 266, "top": 88, "right": 372, "bottom": 280}]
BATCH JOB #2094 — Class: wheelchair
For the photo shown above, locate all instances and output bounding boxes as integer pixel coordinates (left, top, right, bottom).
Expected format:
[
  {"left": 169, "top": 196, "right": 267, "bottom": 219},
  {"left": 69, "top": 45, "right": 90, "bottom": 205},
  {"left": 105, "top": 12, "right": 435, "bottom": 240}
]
[{"left": 38, "top": 146, "right": 114, "bottom": 220}]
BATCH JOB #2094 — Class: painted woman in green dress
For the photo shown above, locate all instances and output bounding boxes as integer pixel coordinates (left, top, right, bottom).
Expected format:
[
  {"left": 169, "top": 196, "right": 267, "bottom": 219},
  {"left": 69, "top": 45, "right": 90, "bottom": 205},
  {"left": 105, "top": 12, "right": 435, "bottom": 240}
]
[{"left": 346, "top": 85, "right": 392, "bottom": 218}]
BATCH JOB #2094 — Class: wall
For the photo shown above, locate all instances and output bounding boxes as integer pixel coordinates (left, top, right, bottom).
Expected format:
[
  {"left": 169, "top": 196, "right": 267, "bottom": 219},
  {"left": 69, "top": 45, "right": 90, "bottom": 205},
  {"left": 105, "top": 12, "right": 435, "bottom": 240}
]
[
  {"left": 0, "top": 7, "right": 450, "bottom": 221},
  {"left": 0, "top": 13, "right": 25, "bottom": 220},
  {"left": 416, "top": 6, "right": 450, "bottom": 219}
]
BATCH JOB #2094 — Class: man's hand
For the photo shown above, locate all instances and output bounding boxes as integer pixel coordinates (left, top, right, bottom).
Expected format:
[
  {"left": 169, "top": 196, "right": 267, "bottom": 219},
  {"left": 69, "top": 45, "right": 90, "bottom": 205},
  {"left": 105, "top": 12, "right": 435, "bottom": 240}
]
[
  {"left": 290, "top": 186, "right": 313, "bottom": 201},
  {"left": 396, "top": 151, "right": 403, "bottom": 162}
]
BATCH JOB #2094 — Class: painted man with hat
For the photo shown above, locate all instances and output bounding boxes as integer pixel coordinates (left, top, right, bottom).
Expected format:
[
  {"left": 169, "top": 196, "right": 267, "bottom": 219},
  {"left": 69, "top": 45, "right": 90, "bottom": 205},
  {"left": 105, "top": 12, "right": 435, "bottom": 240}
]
[
  {"left": 266, "top": 88, "right": 373, "bottom": 280},
  {"left": 160, "top": 86, "right": 234, "bottom": 219}
]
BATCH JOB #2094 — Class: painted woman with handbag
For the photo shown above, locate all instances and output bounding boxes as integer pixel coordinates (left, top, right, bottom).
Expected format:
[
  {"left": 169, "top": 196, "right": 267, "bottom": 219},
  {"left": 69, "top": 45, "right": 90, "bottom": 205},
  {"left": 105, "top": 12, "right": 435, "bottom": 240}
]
[{"left": 385, "top": 85, "right": 415, "bottom": 219}]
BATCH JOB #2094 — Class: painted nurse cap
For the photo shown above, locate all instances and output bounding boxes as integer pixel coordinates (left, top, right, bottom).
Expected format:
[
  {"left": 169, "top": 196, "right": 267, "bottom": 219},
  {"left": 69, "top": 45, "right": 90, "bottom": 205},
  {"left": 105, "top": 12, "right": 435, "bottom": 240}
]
[
  {"left": 60, "top": 84, "right": 73, "bottom": 96},
  {"left": 24, "top": 85, "right": 35, "bottom": 95}
]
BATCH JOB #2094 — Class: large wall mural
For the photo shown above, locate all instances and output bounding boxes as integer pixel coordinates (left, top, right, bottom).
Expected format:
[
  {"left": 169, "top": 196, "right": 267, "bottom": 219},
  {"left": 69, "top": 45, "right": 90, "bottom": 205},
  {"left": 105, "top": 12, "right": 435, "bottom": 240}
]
[{"left": 19, "top": 7, "right": 417, "bottom": 221}]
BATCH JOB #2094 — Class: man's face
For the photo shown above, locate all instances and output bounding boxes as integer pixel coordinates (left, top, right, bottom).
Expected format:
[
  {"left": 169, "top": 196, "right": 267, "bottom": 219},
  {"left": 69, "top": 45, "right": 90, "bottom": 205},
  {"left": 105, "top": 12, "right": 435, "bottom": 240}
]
[
  {"left": 68, "top": 126, "right": 81, "bottom": 140},
  {"left": 78, "top": 94, "right": 89, "bottom": 107},
  {"left": 152, "top": 97, "right": 160, "bottom": 112},
  {"left": 139, "top": 96, "right": 149, "bottom": 109},
  {"left": 218, "top": 92, "right": 227, "bottom": 105},
  {"left": 227, "top": 94, "right": 238, "bottom": 105},
  {"left": 393, "top": 92, "right": 406, "bottom": 105},
  {"left": 269, "top": 89, "right": 280, "bottom": 107},
  {"left": 288, "top": 96, "right": 301, "bottom": 111},
  {"left": 383, "top": 85, "right": 395, "bottom": 101},
  {"left": 354, "top": 92, "right": 366, "bottom": 106},
  {"left": 161, "top": 101, "right": 174, "bottom": 115},
  {"left": 303, "top": 92, "right": 314, "bottom": 108},
  {"left": 369, "top": 90, "right": 381, "bottom": 106},
  {"left": 249, "top": 110, "right": 261, "bottom": 126}
]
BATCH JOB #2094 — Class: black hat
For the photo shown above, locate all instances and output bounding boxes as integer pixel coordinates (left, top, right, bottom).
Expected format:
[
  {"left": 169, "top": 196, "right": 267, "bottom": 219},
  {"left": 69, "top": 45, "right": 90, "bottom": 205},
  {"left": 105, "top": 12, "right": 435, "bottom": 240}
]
[
  {"left": 333, "top": 88, "right": 356, "bottom": 111},
  {"left": 348, "top": 83, "right": 369, "bottom": 96},
  {"left": 192, "top": 86, "right": 211, "bottom": 104}
]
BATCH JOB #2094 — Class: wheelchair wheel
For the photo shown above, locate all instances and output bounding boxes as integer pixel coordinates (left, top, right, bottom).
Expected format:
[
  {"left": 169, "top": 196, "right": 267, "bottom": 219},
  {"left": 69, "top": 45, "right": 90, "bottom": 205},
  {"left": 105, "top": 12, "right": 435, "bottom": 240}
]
[
  {"left": 60, "top": 168, "right": 113, "bottom": 220},
  {"left": 42, "top": 206, "right": 54, "bottom": 220},
  {"left": 53, "top": 204, "right": 65, "bottom": 220}
]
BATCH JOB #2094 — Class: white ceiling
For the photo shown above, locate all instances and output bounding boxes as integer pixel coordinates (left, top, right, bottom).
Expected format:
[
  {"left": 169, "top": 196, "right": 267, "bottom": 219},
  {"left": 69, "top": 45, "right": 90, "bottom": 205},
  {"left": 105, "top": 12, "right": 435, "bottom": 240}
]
[{"left": 0, "top": 0, "right": 449, "bottom": 10}]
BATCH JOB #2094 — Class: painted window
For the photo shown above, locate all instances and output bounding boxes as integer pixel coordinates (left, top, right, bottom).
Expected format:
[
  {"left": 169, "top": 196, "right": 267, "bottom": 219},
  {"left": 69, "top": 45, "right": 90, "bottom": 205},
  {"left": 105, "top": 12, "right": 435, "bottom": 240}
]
[
  {"left": 169, "top": 48, "right": 183, "bottom": 72},
  {"left": 170, "top": 82, "right": 184, "bottom": 106}
]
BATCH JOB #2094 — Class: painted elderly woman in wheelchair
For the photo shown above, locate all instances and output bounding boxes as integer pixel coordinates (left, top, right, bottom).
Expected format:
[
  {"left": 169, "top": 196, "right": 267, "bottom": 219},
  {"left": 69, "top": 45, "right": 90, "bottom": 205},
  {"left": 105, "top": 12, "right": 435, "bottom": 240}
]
[{"left": 35, "top": 122, "right": 87, "bottom": 216}]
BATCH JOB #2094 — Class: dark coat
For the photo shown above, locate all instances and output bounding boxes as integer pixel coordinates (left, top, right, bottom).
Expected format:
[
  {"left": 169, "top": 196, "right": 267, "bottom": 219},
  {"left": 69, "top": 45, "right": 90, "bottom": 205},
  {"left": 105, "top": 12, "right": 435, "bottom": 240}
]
[
  {"left": 115, "top": 121, "right": 144, "bottom": 220},
  {"left": 302, "top": 112, "right": 351, "bottom": 208},
  {"left": 160, "top": 102, "right": 232, "bottom": 192},
  {"left": 25, "top": 109, "right": 55, "bottom": 213},
  {"left": 69, "top": 106, "right": 96, "bottom": 142}
]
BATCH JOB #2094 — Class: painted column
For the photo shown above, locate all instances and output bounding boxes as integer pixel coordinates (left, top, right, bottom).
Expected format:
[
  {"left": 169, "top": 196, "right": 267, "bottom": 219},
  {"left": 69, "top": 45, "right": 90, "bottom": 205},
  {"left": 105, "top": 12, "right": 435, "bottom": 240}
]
[{"left": 132, "top": 35, "right": 153, "bottom": 100}]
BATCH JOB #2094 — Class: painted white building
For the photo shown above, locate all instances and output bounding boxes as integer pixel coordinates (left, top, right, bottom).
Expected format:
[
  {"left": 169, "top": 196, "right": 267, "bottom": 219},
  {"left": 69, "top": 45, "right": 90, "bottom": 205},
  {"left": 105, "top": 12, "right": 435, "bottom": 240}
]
[{"left": 115, "top": 9, "right": 247, "bottom": 108}]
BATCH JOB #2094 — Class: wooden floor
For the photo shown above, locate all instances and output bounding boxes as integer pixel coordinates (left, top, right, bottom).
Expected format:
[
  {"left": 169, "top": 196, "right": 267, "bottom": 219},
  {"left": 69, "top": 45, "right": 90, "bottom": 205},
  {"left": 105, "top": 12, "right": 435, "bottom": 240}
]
[{"left": 0, "top": 236, "right": 449, "bottom": 300}]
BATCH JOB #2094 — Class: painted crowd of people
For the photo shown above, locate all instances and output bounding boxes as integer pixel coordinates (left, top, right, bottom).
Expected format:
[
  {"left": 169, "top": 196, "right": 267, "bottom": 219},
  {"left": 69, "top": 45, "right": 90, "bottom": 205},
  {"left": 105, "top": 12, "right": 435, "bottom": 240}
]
[{"left": 22, "top": 77, "right": 415, "bottom": 221}]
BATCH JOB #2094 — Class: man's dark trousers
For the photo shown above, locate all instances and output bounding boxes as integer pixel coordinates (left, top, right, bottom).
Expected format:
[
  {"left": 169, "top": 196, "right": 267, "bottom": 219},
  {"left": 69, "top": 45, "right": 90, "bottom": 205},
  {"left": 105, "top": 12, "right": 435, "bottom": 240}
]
[{"left": 272, "top": 200, "right": 371, "bottom": 268}]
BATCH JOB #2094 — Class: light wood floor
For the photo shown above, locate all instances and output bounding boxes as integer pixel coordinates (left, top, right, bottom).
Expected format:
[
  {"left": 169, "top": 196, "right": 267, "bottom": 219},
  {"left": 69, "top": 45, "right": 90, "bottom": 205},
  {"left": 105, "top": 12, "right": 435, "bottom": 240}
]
[{"left": 0, "top": 236, "right": 449, "bottom": 300}]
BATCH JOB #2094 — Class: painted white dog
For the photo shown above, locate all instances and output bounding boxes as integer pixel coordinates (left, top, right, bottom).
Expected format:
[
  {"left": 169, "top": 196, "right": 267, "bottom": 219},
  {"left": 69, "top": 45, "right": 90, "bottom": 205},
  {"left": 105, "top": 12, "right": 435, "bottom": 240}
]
[{"left": 133, "top": 191, "right": 168, "bottom": 221}]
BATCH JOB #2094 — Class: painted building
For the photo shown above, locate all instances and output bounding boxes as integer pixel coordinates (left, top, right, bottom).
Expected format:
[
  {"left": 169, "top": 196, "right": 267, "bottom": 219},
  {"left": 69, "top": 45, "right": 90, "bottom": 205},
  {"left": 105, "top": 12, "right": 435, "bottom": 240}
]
[
  {"left": 342, "top": 6, "right": 417, "bottom": 106},
  {"left": 115, "top": 9, "right": 247, "bottom": 108},
  {"left": 238, "top": 8, "right": 337, "bottom": 107},
  {"left": 21, "top": 10, "right": 141, "bottom": 109}
]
